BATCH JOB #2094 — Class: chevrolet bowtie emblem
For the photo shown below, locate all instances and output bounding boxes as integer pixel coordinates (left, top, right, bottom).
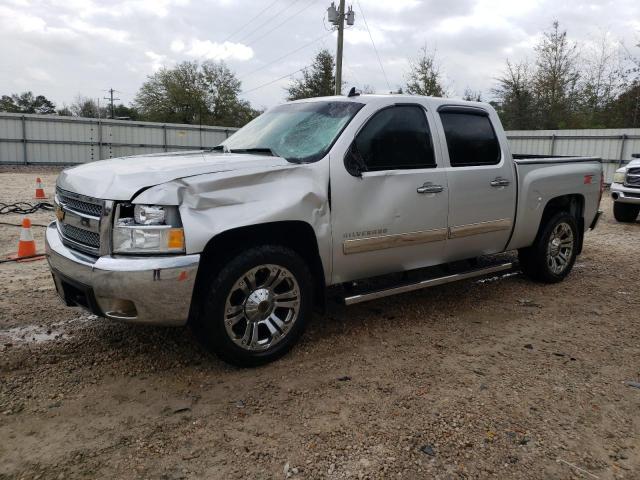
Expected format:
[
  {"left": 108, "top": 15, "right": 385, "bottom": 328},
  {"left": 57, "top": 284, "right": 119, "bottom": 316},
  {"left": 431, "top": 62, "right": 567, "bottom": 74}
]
[{"left": 55, "top": 205, "right": 65, "bottom": 222}]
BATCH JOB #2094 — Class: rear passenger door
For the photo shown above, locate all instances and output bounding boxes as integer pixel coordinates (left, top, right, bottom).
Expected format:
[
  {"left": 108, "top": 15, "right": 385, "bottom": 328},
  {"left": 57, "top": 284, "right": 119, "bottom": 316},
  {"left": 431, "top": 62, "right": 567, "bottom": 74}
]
[
  {"left": 436, "top": 106, "right": 516, "bottom": 260},
  {"left": 330, "top": 103, "right": 449, "bottom": 283}
]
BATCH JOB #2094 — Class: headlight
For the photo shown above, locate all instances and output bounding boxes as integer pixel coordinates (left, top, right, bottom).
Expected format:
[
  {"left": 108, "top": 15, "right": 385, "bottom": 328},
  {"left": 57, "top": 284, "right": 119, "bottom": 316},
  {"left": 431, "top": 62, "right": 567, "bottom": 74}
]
[
  {"left": 134, "top": 205, "right": 166, "bottom": 225},
  {"left": 613, "top": 171, "right": 626, "bottom": 184},
  {"left": 113, "top": 204, "right": 185, "bottom": 254}
]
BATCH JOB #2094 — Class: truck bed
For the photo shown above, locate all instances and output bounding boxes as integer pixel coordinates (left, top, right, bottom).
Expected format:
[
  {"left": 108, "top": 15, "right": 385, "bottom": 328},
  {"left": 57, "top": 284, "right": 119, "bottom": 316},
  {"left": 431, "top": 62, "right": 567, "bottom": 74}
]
[{"left": 506, "top": 154, "right": 602, "bottom": 251}]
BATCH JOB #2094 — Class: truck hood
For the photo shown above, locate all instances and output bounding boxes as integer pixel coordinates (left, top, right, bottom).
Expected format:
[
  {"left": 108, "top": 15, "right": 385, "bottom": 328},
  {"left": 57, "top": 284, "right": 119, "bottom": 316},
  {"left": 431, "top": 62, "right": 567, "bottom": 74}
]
[{"left": 56, "top": 150, "right": 293, "bottom": 200}]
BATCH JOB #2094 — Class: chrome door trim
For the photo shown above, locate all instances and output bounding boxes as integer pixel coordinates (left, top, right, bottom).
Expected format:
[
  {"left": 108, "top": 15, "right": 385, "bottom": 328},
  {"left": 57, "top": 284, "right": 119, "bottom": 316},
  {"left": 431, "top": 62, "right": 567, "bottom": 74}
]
[
  {"left": 343, "top": 228, "right": 448, "bottom": 255},
  {"left": 448, "top": 218, "right": 512, "bottom": 239}
]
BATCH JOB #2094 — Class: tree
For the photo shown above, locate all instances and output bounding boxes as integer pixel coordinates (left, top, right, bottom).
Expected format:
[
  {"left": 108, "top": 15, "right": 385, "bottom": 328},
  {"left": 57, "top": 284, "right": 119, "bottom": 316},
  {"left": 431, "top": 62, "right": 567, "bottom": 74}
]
[
  {"left": 405, "top": 45, "right": 446, "bottom": 97},
  {"left": 286, "top": 49, "right": 336, "bottom": 100},
  {"left": 69, "top": 95, "right": 108, "bottom": 118},
  {"left": 57, "top": 105, "right": 73, "bottom": 116},
  {"left": 112, "top": 104, "right": 140, "bottom": 120},
  {"left": 573, "top": 33, "right": 623, "bottom": 127},
  {"left": 462, "top": 88, "right": 482, "bottom": 102},
  {"left": 492, "top": 60, "right": 536, "bottom": 130},
  {"left": 0, "top": 91, "right": 56, "bottom": 114},
  {"left": 201, "top": 61, "right": 258, "bottom": 126},
  {"left": 134, "top": 60, "right": 258, "bottom": 127},
  {"left": 361, "top": 84, "right": 376, "bottom": 94},
  {"left": 532, "top": 21, "right": 580, "bottom": 129},
  {"left": 607, "top": 81, "right": 640, "bottom": 127}
]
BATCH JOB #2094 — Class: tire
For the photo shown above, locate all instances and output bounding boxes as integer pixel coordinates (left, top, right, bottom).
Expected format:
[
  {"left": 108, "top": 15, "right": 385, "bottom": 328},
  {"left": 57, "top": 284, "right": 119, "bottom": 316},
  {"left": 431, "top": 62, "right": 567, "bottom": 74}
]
[
  {"left": 613, "top": 202, "right": 640, "bottom": 223},
  {"left": 194, "top": 245, "right": 314, "bottom": 367},
  {"left": 519, "top": 212, "right": 578, "bottom": 283}
]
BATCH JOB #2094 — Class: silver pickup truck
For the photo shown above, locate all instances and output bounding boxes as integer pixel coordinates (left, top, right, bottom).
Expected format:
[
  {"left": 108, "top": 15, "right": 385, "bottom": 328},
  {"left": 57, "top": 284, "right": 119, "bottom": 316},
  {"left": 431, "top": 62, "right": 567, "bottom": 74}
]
[{"left": 46, "top": 94, "right": 603, "bottom": 366}]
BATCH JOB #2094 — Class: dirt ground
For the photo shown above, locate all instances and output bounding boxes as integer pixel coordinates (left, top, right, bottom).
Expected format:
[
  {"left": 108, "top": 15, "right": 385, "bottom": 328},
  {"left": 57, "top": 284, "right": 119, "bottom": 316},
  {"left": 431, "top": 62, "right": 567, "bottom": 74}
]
[{"left": 1, "top": 168, "right": 639, "bottom": 480}]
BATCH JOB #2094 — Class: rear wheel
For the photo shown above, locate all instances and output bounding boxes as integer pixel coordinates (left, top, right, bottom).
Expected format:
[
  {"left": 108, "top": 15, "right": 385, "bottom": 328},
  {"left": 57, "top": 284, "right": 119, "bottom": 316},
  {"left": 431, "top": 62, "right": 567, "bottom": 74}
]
[
  {"left": 519, "top": 212, "right": 578, "bottom": 283},
  {"left": 613, "top": 202, "right": 639, "bottom": 223},
  {"left": 195, "top": 245, "right": 314, "bottom": 367}
]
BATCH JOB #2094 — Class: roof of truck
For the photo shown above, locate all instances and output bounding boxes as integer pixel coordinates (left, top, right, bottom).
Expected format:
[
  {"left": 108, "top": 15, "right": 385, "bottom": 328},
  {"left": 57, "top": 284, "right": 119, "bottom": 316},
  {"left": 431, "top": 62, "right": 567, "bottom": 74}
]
[{"left": 288, "top": 94, "right": 492, "bottom": 111}]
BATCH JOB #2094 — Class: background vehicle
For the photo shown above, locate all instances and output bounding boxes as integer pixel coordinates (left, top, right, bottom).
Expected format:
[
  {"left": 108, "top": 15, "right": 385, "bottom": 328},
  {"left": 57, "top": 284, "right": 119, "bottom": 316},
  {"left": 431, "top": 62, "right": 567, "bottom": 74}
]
[
  {"left": 610, "top": 153, "right": 640, "bottom": 222},
  {"left": 46, "top": 94, "right": 603, "bottom": 366}
]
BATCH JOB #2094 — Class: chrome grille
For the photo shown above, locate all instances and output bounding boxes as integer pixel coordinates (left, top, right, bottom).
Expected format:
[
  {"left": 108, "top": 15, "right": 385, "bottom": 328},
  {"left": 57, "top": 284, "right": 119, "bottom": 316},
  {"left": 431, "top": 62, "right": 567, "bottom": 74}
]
[
  {"left": 60, "top": 223, "right": 100, "bottom": 248},
  {"left": 55, "top": 187, "right": 104, "bottom": 255},
  {"left": 56, "top": 188, "right": 103, "bottom": 217},
  {"left": 625, "top": 168, "right": 640, "bottom": 188}
]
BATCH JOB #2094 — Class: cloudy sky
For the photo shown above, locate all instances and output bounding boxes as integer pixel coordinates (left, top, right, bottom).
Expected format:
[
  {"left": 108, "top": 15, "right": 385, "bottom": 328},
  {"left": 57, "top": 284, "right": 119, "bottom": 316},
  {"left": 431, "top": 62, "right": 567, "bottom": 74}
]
[{"left": 1, "top": 0, "right": 639, "bottom": 111}]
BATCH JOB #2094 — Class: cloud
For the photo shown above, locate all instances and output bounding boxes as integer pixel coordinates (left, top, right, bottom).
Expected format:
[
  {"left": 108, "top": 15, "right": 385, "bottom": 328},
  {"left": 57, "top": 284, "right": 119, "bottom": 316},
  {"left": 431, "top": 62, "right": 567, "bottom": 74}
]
[
  {"left": 145, "top": 51, "right": 168, "bottom": 72},
  {"left": 185, "top": 40, "right": 254, "bottom": 61},
  {"left": 0, "top": 0, "right": 639, "bottom": 110},
  {"left": 170, "top": 39, "right": 185, "bottom": 52}
]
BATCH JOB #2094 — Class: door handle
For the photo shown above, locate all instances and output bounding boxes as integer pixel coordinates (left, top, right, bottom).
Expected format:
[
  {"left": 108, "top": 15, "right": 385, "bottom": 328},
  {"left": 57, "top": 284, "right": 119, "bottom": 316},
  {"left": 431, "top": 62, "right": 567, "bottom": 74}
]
[
  {"left": 490, "top": 177, "right": 510, "bottom": 187},
  {"left": 417, "top": 183, "right": 444, "bottom": 194}
]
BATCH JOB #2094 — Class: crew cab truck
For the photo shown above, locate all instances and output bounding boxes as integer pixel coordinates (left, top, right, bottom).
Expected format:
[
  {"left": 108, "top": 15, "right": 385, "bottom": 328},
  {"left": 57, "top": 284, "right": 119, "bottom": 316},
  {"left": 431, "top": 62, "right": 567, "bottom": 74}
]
[
  {"left": 46, "top": 94, "right": 603, "bottom": 366},
  {"left": 610, "top": 153, "right": 640, "bottom": 222}
]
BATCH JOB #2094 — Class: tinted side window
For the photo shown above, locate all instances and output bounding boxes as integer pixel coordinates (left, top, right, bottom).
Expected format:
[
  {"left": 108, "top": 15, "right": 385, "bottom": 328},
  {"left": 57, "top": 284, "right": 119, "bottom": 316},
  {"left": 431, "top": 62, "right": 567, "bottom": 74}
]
[
  {"left": 439, "top": 112, "right": 500, "bottom": 167},
  {"left": 354, "top": 105, "right": 436, "bottom": 171}
]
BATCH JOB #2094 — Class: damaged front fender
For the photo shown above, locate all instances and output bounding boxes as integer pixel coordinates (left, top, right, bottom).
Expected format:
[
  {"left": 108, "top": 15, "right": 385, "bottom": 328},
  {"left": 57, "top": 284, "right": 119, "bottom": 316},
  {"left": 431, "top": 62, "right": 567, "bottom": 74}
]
[{"left": 132, "top": 161, "right": 332, "bottom": 283}]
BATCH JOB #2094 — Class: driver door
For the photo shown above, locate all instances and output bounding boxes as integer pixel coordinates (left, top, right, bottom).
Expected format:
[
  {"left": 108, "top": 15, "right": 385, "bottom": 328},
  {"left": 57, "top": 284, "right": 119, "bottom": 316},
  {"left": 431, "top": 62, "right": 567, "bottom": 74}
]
[{"left": 330, "top": 102, "right": 449, "bottom": 284}]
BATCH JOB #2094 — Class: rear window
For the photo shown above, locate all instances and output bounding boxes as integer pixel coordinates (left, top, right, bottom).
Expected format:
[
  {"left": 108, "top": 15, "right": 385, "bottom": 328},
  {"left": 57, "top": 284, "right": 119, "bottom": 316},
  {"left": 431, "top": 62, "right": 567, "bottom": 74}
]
[{"left": 439, "top": 112, "right": 500, "bottom": 167}]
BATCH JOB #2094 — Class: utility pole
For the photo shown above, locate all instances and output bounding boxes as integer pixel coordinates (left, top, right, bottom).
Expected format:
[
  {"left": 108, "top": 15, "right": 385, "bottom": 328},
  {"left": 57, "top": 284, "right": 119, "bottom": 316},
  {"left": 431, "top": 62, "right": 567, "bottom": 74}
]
[
  {"left": 327, "top": 1, "right": 355, "bottom": 95},
  {"left": 103, "top": 88, "right": 120, "bottom": 119}
]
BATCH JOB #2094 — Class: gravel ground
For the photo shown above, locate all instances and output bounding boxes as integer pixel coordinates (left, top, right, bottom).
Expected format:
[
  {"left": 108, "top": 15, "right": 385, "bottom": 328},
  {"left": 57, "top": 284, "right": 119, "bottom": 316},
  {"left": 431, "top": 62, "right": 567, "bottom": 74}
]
[{"left": 1, "top": 170, "right": 639, "bottom": 480}]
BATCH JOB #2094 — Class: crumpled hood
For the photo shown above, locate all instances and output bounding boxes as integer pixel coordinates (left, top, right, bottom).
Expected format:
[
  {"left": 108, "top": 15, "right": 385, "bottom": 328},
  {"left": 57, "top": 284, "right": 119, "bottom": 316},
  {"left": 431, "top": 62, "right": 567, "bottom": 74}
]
[{"left": 56, "top": 150, "right": 293, "bottom": 200}]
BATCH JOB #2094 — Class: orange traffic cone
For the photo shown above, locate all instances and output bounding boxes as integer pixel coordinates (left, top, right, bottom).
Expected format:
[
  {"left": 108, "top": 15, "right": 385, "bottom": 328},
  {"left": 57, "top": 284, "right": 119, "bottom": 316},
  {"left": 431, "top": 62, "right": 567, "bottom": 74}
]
[
  {"left": 34, "top": 177, "right": 47, "bottom": 199},
  {"left": 17, "top": 218, "right": 37, "bottom": 258}
]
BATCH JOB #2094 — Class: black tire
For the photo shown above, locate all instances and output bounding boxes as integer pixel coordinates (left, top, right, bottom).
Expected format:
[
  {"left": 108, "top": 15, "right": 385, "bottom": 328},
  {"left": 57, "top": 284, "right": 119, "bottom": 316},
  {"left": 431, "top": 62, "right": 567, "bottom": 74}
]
[
  {"left": 194, "top": 245, "right": 314, "bottom": 367},
  {"left": 519, "top": 211, "right": 578, "bottom": 283},
  {"left": 613, "top": 202, "right": 640, "bottom": 223}
]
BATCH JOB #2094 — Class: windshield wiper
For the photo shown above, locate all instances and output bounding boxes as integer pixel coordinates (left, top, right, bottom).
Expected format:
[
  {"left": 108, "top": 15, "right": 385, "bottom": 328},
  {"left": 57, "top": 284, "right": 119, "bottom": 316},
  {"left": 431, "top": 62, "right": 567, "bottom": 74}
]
[{"left": 228, "top": 147, "right": 276, "bottom": 156}]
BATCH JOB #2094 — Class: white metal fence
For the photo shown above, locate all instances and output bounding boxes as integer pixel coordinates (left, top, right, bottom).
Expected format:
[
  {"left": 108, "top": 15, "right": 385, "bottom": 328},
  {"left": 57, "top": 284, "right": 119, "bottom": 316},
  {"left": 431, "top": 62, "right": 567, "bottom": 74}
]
[
  {"left": 507, "top": 128, "right": 640, "bottom": 183},
  {"left": 0, "top": 112, "right": 237, "bottom": 165},
  {"left": 1, "top": 113, "right": 639, "bottom": 183}
]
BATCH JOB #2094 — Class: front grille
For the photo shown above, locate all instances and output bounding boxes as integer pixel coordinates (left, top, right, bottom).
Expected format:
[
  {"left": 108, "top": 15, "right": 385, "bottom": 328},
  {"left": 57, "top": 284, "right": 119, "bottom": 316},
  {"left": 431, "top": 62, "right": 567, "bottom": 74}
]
[
  {"left": 60, "top": 223, "right": 100, "bottom": 249},
  {"left": 55, "top": 187, "right": 104, "bottom": 254},
  {"left": 625, "top": 168, "right": 640, "bottom": 188},
  {"left": 56, "top": 188, "right": 103, "bottom": 217}
]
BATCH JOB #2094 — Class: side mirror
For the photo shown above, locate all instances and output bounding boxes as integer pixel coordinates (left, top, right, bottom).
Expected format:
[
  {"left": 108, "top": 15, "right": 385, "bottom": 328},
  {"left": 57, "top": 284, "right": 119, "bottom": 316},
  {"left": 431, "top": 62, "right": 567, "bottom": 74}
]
[{"left": 344, "top": 143, "right": 367, "bottom": 177}]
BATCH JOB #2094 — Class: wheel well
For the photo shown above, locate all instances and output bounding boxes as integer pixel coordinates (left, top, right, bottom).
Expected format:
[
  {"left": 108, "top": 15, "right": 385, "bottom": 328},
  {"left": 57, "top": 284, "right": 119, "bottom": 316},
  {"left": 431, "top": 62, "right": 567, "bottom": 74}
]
[
  {"left": 538, "top": 194, "right": 585, "bottom": 253},
  {"left": 189, "top": 221, "right": 326, "bottom": 323}
]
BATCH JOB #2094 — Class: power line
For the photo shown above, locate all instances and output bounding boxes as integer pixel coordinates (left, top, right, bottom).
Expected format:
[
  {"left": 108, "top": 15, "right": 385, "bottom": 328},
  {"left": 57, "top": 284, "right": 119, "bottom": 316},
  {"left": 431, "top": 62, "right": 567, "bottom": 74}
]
[
  {"left": 242, "top": 66, "right": 308, "bottom": 95},
  {"left": 239, "top": 31, "right": 333, "bottom": 81},
  {"left": 356, "top": 0, "right": 391, "bottom": 91},
  {"left": 244, "top": 0, "right": 318, "bottom": 48},
  {"left": 235, "top": 0, "right": 304, "bottom": 45},
  {"left": 220, "top": 0, "right": 281, "bottom": 43}
]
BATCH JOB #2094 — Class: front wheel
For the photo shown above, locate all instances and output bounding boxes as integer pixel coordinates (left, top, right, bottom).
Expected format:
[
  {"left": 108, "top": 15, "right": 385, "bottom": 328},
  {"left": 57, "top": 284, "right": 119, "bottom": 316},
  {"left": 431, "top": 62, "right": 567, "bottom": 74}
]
[
  {"left": 519, "top": 212, "right": 578, "bottom": 283},
  {"left": 195, "top": 245, "right": 314, "bottom": 367},
  {"left": 613, "top": 202, "right": 639, "bottom": 223}
]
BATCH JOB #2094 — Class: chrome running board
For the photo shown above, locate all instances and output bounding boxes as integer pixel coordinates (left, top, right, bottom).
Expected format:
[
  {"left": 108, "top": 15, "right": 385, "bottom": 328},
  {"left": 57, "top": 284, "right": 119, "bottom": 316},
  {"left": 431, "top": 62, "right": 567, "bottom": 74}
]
[{"left": 344, "top": 262, "right": 515, "bottom": 306}]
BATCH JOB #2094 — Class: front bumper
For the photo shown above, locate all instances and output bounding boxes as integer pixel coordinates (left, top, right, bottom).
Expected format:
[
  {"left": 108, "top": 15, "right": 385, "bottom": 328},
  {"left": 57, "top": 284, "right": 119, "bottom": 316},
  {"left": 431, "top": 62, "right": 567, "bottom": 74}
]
[
  {"left": 610, "top": 183, "right": 640, "bottom": 205},
  {"left": 45, "top": 222, "right": 200, "bottom": 326}
]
